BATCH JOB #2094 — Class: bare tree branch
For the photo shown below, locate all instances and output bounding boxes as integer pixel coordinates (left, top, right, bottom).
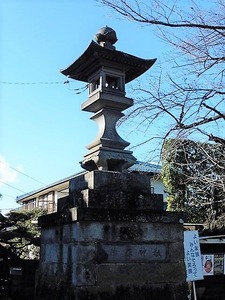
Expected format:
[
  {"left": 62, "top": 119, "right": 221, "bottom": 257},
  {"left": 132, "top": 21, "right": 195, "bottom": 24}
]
[{"left": 100, "top": 0, "right": 225, "bottom": 30}]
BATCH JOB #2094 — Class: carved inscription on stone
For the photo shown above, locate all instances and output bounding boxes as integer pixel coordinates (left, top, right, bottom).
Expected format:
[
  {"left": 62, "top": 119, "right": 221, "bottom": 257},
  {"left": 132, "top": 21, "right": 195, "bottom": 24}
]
[{"left": 97, "top": 243, "right": 168, "bottom": 263}]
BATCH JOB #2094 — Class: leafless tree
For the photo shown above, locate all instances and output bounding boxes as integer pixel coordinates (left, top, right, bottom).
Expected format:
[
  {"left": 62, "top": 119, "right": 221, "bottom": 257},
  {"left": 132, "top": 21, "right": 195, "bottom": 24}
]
[
  {"left": 98, "top": 0, "right": 225, "bottom": 227},
  {"left": 98, "top": 0, "right": 225, "bottom": 153}
]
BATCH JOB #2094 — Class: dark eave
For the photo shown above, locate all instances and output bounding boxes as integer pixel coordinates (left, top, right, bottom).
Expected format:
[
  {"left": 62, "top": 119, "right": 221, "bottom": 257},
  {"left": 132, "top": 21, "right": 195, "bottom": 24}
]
[{"left": 60, "top": 40, "right": 156, "bottom": 83}]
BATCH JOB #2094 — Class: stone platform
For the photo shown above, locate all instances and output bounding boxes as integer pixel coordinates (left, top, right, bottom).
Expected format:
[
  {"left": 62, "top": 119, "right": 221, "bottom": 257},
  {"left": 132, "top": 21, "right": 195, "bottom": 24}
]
[{"left": 35, "top": 171, "right": 187, "bottom": 300}]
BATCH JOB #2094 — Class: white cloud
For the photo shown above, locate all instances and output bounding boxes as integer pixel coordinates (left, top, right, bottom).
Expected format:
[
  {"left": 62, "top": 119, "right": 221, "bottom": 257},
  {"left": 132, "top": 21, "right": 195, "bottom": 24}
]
[{"left": 0, "top": 155, "right": 18, "bottom": 187}]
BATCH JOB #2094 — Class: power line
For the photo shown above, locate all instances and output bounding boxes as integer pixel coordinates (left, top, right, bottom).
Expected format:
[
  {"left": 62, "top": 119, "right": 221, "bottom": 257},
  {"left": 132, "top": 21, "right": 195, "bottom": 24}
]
[
  {"left": 0, "top": 181, "right": 26, "bottom": 194},
  {"left": 0, "top": 193, "right": 16, "bottom": 200},
  {"left": 1, "top": 80, "right": 88, "bottom": 94},
  {"left": 0, "top": 80, "right": 70, "bottom": 85},
  {"left": 0, "top": 161, "right": 46, "bottom": 185}
]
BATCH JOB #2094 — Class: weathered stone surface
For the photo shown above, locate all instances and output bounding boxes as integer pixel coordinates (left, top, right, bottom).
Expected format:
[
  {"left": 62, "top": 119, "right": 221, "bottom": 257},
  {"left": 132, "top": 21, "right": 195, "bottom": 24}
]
[
  {"left": 40, "top": 222, "right": 183, "bottom": 244},
  {"left": 38, "top": 207, "right": 185, "bottom": 226},
  {"left": 35, "top": 109, "right": 186, "bottom": 300},
  {"left": 57, "top": 171, "right": 165, "bottom": 211},
  {"left": 37, "top": 214, "right": 187, "bottom": 300},
  {"left": 35, "top": 258, "right": 187, "bottom": 299},
  {"left": 70, "top": 170, "right": 151, "bottom": 192},
  {"left": 81, "top": 91, "right": 132, "bottom": 112},
  {"left": 37, "top": 218, "right": 186, "bottom": 294},
  {"left": 35, "top": 279, "right": 188, "bottom": 300},
  {"left": 67, "top": 172, "right": 87, "bottom": 192},
  {"left": 168, "top": 241, "right": 185, "bottom": 261},
  {"left": 96, "top": 262, "right": 185, "bottom": 287},
  {"left": 81, "top": 147, "right": 137, "bottom": 172},
  {"left": 96, "top": 242, "right": 168, "bottom": 263},
  {"left": 77, "top": 189, "right": 163, "bottom": 210}
]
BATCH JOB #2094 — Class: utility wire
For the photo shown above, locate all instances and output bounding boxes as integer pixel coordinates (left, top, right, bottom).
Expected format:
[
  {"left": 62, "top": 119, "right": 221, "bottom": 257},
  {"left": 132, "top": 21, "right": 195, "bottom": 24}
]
[
  {"left": 1, "top": 193, "right": 16, "bottom": 200},
  {"left": 0, "top": 161, "right": 45, "bottom": 185},
  {"left": 0, "top": 161, "right": 46, "bottom": 185},
  {"left": 0, "top": 80, "right": 70, "bottom": 85},
  {"left": 0, "top": 181, "right": 26, "bottom": 194},
  {"left": 1, "top": 80, "right": 88, "bottom": 94}
]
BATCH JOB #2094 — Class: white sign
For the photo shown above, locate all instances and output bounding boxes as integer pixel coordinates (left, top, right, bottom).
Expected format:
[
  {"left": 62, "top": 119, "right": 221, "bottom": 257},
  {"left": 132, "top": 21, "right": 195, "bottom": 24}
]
[
  {"left": 202, "top": 254, "right": 214, "bottom": 275},
  {"left": 184, "top": 230, "right": 203, "bottom": 281}
]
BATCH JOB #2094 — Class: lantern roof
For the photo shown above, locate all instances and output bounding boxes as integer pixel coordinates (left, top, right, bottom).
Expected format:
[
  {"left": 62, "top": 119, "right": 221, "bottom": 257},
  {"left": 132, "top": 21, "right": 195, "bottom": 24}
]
[{"left": 60, "top": 40, "right": 156, "bottom": 83}]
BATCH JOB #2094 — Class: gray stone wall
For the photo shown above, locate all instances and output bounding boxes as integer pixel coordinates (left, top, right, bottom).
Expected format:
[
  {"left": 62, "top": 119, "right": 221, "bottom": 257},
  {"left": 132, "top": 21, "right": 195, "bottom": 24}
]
[
  {"left": 35, "top": 218, "right": 187, "bottom": 299},
  {"left": 35, "top": 171, "right": 187, "bottom": 299}
]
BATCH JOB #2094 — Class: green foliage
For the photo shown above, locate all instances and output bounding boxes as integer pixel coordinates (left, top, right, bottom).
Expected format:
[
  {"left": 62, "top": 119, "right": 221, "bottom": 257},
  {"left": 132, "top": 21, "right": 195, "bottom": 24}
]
[
  {"left": 161, "top": 139, "right": 225, "bottom": 228},
  {"left": 0, "top": 208, "right": 47, "bottom": 260},
  {"left": 161, "top": 139, "right": 187, "bottom": 211}
]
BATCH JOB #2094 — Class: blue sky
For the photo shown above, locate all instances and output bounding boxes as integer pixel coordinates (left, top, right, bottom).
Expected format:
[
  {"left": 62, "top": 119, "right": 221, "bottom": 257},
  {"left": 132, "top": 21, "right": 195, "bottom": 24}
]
[{"left": 0, "top": 0, "right": 165, "bottom": 212}]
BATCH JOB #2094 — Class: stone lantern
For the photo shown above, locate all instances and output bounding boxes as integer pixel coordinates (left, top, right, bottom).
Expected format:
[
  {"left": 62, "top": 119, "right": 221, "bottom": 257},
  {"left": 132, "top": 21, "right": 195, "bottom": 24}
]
[
  {"left": 61, "top": 26, "right": 156, "bottom": 172},
  {"left": 36, "top": 27, "right": 187, "bottom": 300}
]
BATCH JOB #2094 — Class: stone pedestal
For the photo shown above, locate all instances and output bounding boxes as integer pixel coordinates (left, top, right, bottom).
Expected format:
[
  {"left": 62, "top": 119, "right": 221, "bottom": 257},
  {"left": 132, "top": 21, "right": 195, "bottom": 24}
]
[
  {"left": 35, "top": 171, "right": 187, "bottom": 300},
  {"left": 80, "top": 88, "right": 136, "bottom": 172}
]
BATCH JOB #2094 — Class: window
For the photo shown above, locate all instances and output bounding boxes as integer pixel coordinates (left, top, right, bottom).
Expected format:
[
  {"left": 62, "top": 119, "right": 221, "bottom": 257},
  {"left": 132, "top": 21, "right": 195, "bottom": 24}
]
[
  {"left": 105, "top": 76, "right": 120, "bottom": 90},
  {"left": 89, "top": 77, "right": 100, "bottom": 93}
]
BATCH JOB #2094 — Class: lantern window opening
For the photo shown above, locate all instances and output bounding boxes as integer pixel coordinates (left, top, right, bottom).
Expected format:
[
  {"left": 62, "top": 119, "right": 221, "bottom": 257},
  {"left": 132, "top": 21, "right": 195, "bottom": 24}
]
[
  {"left": 102, "top": 67, "right": 125, "bottom": 93},
  {"left": 89, "top": 77, "right": 100, "bottom": 94},
  {"left": 88, "top": 67, "right": 126, "bottom": 96},
  {"left": 88, "top": 70, "right": 104, "bottom": 95},
  {"left": 105, "top": 75, "right": 120, "bottom": 90}
]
